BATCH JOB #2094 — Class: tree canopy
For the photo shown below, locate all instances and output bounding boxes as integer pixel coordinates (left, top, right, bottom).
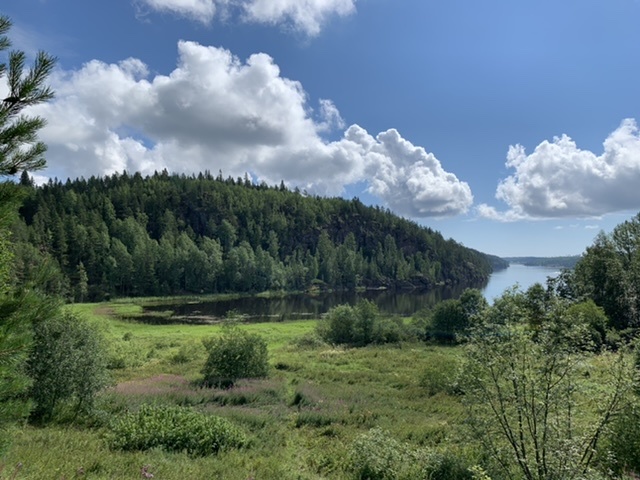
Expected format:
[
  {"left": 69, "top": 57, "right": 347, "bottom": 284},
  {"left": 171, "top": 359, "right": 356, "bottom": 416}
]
[{"left": 14, "top": 171, "right": 499, "bottom": 300}]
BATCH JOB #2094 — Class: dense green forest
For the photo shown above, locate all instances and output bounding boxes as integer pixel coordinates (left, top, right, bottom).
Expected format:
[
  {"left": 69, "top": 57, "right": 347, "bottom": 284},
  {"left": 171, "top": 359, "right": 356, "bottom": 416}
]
[{"left": 12, "top": 171, "right": 504, "bottom": 301}]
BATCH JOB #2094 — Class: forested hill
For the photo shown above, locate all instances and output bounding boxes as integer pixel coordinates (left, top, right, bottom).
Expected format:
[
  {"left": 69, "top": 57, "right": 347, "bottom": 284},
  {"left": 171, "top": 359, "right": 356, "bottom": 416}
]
[
  {"left": 13, "top": 171, "right": 498, "bottom": 301},
  {"left": 504, "top": 256, "right": 581, "bottom": 269}
]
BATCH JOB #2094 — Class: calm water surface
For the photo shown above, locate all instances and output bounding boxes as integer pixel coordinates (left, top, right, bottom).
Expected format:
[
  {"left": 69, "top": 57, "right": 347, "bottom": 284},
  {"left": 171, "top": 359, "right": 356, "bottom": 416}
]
[
  {"left": 482, "top": 264, "right": 561, "bottom": 302},
  {"left": 141, "top": 264, "right": 563, "bottom": 323}
]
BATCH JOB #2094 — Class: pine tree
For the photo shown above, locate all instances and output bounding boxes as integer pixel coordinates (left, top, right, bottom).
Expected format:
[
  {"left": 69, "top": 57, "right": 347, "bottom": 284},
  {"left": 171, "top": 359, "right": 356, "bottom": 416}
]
[
  {"left": 0, "top": 16, "right": 55, "bottom": 176},
  {"left": 0, "top": 15, "right": 55, "bottom": 452}
]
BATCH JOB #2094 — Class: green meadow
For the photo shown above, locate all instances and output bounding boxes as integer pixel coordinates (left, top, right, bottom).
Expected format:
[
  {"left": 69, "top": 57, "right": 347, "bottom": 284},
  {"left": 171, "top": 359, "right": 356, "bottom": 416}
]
[{"left": 2, "top": 300, "right": 472, "bottom": 480}]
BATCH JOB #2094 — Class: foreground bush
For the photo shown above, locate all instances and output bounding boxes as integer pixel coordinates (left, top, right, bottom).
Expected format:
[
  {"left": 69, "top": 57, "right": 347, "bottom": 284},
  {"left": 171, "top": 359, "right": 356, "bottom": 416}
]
[
  {"left": 107, "top": 404, "right": 247, "bottom": 456},
  {"left": 202, "top": 326, "right": 268, "bottom": 387},
  {"left": 27, "top": 311, "right": 108, "bottom": 422},
  {"left": 347, "top": 428, "right": 473, "bottom": 480}
]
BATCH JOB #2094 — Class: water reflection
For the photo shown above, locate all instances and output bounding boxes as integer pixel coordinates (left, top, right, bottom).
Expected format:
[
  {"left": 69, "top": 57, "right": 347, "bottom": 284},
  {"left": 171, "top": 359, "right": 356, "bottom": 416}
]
[
  {"left": 141, "top": 283, "right": 483, "bottom": 324},
  {"left": 137, "top": 264, "right": 562, "bottom": 324}
]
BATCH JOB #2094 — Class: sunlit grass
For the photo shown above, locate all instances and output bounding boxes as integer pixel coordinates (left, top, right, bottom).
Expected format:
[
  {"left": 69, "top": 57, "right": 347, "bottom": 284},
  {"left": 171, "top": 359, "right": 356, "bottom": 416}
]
[{"left": 3, "top": 300, "right": 483, "bottom": 478}]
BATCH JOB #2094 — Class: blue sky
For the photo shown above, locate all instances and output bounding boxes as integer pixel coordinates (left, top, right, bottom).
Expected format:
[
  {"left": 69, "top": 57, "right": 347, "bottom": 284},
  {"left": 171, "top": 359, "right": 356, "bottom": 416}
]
[{"left": 4, "top": 0, "right": 640, "bottom": 257}]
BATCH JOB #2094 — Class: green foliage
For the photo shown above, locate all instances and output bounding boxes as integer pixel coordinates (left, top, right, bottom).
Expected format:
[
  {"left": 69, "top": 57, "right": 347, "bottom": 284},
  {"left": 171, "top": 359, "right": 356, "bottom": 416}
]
[
  {"left": 461, "top": 289, "right": 636, "bottom": 480},
  {"left": 27, "top": 311, "right": 108, "bottom": 421},
  {"left": 425, "top": 288, "right": 488, "bottom": 344},
  {"left": 107, "top": 404, "right": 246, "bottom": 456},
  {"left": 605, "top": 401, "right": 640, "bottom": 475},
  {"left": 565, "top": 299, "right": 608, "bottom": 350},
  {"left": 419, "top": 353, "right": 460, "bottom": 396},
  {"left": 0, "top": 15, "right": 56, "bottom": 176},
  {"left": 426, "top": 299, "right": 468, "bottom": 344},
  {"left": 0, "top": 15, "right": 55, "bottom": 452},
  {"left": 201, "top": 326, "right": 268, "bottom": 387},
  {"left": 348, "top": 428, "right": 408, "bottom": 480},
  {"left": 569, "top": 215, "right": 640, "bottom": 330},
  {"left": 316, "top": 300, "right": 404, "bottom": 346},
  {"left": 347, "top": 428, "right": 473, "bottom": 480},
  {"left": 15, "top": 171, "right": 497, "bottom": 300}
]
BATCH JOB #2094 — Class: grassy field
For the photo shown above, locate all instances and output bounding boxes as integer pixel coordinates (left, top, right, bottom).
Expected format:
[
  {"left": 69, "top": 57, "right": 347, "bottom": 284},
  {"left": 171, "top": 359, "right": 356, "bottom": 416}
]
[{"left": 1, "top": 299, "right": 478, "bottom": 479}]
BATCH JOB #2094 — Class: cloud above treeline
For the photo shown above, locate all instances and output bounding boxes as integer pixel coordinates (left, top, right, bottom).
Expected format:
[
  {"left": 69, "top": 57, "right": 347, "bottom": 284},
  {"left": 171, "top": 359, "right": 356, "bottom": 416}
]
[
  {"left": 137, "top": 0, "right": 356, "bottom": 35},
  {"left": 479, "top": 119, "right": 640, "bottom": 221},
  {"left": 29, "top": 41, "right": 473, "bottom": 217}
]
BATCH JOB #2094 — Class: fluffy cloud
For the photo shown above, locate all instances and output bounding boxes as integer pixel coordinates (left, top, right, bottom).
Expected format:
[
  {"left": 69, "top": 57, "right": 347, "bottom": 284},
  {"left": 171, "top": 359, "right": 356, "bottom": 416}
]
[
  {"left": 139, "top": 0, "right": 219, "bottom": 24},
  {"left": 478, "top": 119, "right": 640, "bottom": 220},
  {"left": 28, "top": 41, "right": 470, "bottom": 217},
  {"left": 242, "top": 0, "right": 356, "bottom": 36},
  {"left": 346, "top": 127, "right": 473, "bottom": 217},
  {"left": 137, "top": 0, "right": 356, "bottom": 35}
]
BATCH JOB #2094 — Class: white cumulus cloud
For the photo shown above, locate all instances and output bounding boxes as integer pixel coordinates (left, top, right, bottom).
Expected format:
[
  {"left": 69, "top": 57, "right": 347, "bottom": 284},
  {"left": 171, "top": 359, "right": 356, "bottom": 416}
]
[
  {"left": 344, "top": 127, "right": 473, "bottom": 217},
  {"left": 242, "top": 0, "right": 356, "bottom": 36},
  {"left": 137, "top": 0, "right": 356, "bottom": 35},
  {"left": 478, "top": 119, "right": 640, "bottom": 220},
  {"left": 28, "top": 41, "right": 470, "bottom": 217},
  {"left": 139, "top": 0, "right": 219, "bottom": 24}
]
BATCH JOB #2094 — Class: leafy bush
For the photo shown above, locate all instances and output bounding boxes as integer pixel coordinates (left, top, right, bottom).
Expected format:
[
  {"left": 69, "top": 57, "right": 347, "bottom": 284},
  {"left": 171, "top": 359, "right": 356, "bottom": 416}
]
[
  {"left": 348, "top": 428, "right": 408, "bottom": 480},
  {"left": 27, "top": 311, "right": 108, "bottom": 421},
  {"left": 426, "top": 299, "right": 468, "bottom": 344},
  {"left": 605, "top": 401, "right": 640, "bottom": 475},
  {"left": 347, "top": 428, "right": 473, "bottom": 480},
  {"left": 419, "top": 353, "right": 460, "bottom": 396},
  {"left": 426, "top": 289, "right": 488, "bottom": 344},
  {"left": 317, "top": 300, "right": 404, "bottom": 346},
  {"left": 202, "top": 326, "right": 268, "bottom": 387},
  {"left": 107, "top": 404, "right": 247, "bottom": 456}
]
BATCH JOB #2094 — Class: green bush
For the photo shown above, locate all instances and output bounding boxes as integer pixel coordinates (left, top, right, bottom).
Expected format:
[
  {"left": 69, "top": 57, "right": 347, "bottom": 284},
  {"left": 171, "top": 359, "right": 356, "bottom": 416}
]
[
  {"left": 317, "top": 300, "right": 404, "bottom": 346},
  {"left": 348, "top": 428, "right": 408, "bottom": 480},
  {"left": 420, "top": 354, "right": 460, "bottom": 396},
  {"left": 201, "top": 326, "right": 268, "bottom": 387},
  {"left": 107, "top": 404, "right": 247, "bottom": 456},
  {"left": 605, "top": 401, "right": 640, "bottom": 475},
  {"left": 426, "top": 299, "right": 468, "bottom": 344},
  {"left": 347, "top": 428, "right": 473, "bottom": 480},
  {"left": 27, "top": 311, "right": 108, "bottom": 422}
]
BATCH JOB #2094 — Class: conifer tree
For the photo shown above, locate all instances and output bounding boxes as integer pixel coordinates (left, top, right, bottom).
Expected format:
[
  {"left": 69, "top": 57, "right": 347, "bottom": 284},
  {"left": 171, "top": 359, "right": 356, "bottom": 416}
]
[{"left": 0, "top": 14, "right": 55, "bottom": 452}]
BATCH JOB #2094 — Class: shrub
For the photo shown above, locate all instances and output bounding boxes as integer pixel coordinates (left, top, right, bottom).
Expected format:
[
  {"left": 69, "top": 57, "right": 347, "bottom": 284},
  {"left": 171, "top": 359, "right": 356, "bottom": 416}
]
[
  {"left": 426, "top": 299, "right": 468, "bottom": 344},
  {"left": 348, "top": 428, "right": 408, "bottom": 480},
  {"left": 107, "top": 404, "right": 246, "bottom": 456},
  {"left": 201, "top": 326, "right": 268, "bottom": 387},
  {"left": 605, "top": 401, "right": 640, "bottom": 475},
  {"left": 317, "top": 304, "right": 356, "bottom": 345},
  {"left": 27, "top": 311, "right": 108, "bottom": 421},
  {"left": 317, "top": 300, "right": 403, "bottom": 346},
  {"left": 419, "top": 354, "right": 460, "bottom": 396},
  {"left": 347, "top": 428, "right": 472, "bottom": 480}
]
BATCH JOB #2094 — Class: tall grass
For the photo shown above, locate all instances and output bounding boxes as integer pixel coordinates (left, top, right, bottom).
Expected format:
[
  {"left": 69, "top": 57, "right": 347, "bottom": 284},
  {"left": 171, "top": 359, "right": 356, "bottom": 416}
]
[{"left": 6, "top": 299, "right": 623, "bottom": 479}]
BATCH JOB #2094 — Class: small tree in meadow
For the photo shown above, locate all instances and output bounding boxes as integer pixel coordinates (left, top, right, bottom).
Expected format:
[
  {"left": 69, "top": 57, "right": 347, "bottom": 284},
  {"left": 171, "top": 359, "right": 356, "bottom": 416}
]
[
  {"left": 202, "top": 326, "right": 268, "bottom": 388},
  {"left": 27, "top": 311, "right": 108, "bottom": 421}
]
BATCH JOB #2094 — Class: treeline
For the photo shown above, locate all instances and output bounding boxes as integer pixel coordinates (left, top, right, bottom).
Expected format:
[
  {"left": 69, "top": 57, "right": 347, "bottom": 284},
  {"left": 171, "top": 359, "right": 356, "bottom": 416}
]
[
  {"left": 12, "top": 171, "right": 498, "bottom": 301},
  {"left": 505, "top": 256, "right": 581, "bottom": 268},
  {"left": 560, "top": 213, "right": 640, "bottom": 332}
]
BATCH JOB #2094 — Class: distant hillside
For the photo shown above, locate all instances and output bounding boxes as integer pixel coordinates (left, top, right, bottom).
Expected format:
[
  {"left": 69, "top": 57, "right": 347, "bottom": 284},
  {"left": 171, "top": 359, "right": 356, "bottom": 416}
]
[
  {"left": 485, "top": 254, "right": 509, "bottom": 271},
  {"left": 504, "top": 256, "right": 581, "bottom": 269},
  {"left": 13, "top": 171, "right": 498, "bottom": 301}
]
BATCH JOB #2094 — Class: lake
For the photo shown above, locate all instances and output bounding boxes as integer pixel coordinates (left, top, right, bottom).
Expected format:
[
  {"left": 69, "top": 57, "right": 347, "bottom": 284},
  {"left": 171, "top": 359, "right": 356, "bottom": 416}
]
[
  {"left": 140, "top": 264, "right": 564, "bottom": 323},
  {"left": 482, "top": 263, "right": 561, "bottom": 302}
]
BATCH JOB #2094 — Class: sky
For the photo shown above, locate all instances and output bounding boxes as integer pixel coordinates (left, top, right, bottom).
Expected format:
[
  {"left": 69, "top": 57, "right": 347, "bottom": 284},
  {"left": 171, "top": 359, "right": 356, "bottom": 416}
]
[{"left": 4, "top": 0, "right": 640, "bottom": 257}]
